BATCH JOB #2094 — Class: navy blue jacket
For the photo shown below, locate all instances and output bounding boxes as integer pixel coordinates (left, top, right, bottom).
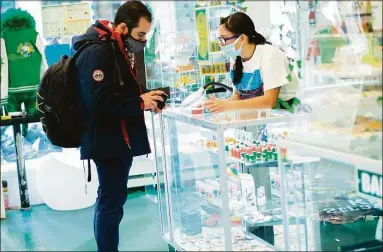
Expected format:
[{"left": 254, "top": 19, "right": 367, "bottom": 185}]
[{"left": 73, "top": 20, "right": 151, "bottom": 160}]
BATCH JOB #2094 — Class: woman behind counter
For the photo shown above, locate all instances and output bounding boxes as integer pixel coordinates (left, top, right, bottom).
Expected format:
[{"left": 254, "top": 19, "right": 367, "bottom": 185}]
[{"left": 204, "top": 12, "right": 298, "bottom": 113}]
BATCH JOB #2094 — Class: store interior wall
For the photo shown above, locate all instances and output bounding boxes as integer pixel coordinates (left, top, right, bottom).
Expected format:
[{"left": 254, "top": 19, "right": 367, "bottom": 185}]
[
  {"left": 245, "top": 1, "right": 272, "bottom": 30},
  {"left": 371, "top": 1, "right": 382, "bottom": 31},
  {"left": 15, "top": 1, "right": 43, "bottom": 34}
]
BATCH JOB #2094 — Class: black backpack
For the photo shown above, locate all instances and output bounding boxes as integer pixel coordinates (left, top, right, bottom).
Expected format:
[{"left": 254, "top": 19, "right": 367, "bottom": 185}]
[{"left": 37, "top": 40, "right": 118, "bottom": 148}]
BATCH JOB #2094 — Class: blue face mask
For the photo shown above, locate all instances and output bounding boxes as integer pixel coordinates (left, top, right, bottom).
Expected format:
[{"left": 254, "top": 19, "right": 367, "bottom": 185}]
[{"left": 221, "top": 37, "right": 243, "bottom": 58}]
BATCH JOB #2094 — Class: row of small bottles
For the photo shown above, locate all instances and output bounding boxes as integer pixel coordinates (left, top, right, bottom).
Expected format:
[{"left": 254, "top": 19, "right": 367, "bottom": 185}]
[{"left": 225, "top": 130, "right": 278, "bottom": 163}]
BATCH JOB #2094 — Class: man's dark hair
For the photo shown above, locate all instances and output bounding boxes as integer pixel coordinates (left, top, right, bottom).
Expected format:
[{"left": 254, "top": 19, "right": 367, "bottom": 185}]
[{"left": 114, "top": 0, "right": 152, "bottom": 30}]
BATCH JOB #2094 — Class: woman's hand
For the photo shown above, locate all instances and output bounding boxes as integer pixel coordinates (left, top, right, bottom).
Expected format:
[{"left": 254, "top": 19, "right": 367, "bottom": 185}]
[{"left": 204, "top": 96, "right": 231, "bottom": 113}]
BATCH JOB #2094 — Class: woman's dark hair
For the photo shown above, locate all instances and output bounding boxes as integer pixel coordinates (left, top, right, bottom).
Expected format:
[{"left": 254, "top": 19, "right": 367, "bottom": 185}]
[
  {"left": 220, "top": 12, "right": 270, "bottom": 84},
  {"left": 114, "top": 1, "right": 152, "bottom": 32}
]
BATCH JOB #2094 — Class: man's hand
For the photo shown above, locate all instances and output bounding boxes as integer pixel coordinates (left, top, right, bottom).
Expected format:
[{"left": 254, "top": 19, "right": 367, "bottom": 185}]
[
  {"left": 152, "top": 105, "right": 167, "bottom": 114},
  {"left": 204, "top": 96, "right": 230, "bottom": 113},
  {"left": 140, "top": 90, "right": 165, "bottom": 110}
]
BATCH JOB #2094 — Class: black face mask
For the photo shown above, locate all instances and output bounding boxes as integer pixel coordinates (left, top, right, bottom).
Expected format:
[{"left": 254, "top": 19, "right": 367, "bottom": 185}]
[{"left": 122, "top": 34, "right": 147, "bottom": 53}]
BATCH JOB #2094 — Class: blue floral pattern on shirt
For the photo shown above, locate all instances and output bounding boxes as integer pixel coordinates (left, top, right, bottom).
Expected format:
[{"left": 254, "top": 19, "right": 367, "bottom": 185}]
[
  {"left": 231, "top": 69, "right": 268, "bottom": 142},
  {"left": 231, "top": 69, "right": 264, "bottom": 99}
]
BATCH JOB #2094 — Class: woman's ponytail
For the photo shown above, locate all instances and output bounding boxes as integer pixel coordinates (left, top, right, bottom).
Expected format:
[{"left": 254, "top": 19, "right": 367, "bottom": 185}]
[
  {"left": 249, "top": 30, "right": 271, "bottom": 45},
  {"left": 233, "top": 56, "right": 243, "bottom": 84}
]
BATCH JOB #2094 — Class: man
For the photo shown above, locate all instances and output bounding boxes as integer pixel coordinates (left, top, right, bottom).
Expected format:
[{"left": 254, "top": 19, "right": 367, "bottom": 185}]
[{"left": 72, "top": 1, "right": 163, "bottom": 251}]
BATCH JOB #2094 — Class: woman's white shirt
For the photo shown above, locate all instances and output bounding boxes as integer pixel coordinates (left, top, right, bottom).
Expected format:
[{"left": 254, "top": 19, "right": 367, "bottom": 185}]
[{"left": 230, "top": 44, "right": 298, "bottom": 101}]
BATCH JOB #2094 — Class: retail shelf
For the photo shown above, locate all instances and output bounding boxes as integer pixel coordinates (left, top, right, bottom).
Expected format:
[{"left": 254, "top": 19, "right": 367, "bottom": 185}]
[
  {"left": 201, "top": 72, "right": 229, "bottom": 77},
  {"left": 203, "top": 146, "right": 278, "bottom": 168},
  {"left": 194, "top": 4, "right": 233, "bottom": 11},
  {"left": 277, "top": 138, "right": 382, "bottom": 174},
  {"left": 209, "top": 51, "right": 223, "bottom": 56},
  {"left": 308, "top": 65, "right": 382, "bottom": 85},
  {"left": 175, "top": 83, "right": 200, "bottom": 88},
  {"left": 176, "top": 69, "right": 199, "bottom": 74},
  {"left": 0, "top": 115, "right": 40, "bottom": 127},
  {"left": 243, "top": 214, "right": 306, "bottom": 229}
]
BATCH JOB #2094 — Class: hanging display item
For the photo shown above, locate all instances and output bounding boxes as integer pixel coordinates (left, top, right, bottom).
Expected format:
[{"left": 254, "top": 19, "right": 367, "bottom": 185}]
[
  {"left": 1, "top": 8, "right": 47, "bottom": 112},
  {"left": 195, "top": 8, "right": 209, "bottom": 62},
  {"left": 1, "top": 8, "right": 48, "bottom": 135}
]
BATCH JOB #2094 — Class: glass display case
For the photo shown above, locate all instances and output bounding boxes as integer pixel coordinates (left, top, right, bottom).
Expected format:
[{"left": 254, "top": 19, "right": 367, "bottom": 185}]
[
  {"left": 276, "top": 1, "right": 382, "bottom": 251},
  {"left": 154, "top": 107, "right": 317, "bottom": 251}
]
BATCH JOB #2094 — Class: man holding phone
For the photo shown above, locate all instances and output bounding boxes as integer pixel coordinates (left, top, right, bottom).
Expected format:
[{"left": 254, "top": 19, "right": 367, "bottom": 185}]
[{"left": 72, "top": 1, "right": 165, "bottom": 251}]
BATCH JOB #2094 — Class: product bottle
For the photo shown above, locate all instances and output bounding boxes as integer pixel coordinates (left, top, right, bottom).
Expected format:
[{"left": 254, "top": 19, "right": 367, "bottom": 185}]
[{"left": 2, "top": 180, "right": 9, "bottom": 209}]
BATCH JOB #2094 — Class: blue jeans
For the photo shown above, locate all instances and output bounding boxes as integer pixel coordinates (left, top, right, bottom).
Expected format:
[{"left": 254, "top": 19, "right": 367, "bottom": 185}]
[{"left": 93, "top": 157, "right": 133, "bottom": 252}]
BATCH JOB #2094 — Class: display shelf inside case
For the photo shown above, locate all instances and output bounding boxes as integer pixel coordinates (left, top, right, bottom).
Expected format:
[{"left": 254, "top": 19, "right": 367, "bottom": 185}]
[
  {"left": 277, "top": 138, "right": 382, "bottom": 173},
  {"left": 287, "top": 79, "right": 382, "bottom": 160}
]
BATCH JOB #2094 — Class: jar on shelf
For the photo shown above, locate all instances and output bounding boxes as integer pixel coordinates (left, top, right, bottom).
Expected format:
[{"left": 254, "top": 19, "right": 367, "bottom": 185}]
[
  {"left": 206, "top": 65, "right": 212, "bottom": 74},
  {"left": 219, "top": 63, "right": 226, "bottom": 73},
  {"left": 201, "top": 65, "right": 207, "bottom": 74},
  {"left": 214, "top": 64, "right": 220, "bottom": 73}
]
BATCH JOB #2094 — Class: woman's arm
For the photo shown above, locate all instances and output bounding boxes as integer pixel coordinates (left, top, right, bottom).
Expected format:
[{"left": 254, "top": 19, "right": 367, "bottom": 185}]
[
  {"left": 229, "top": 87, "right": 280, "bottom": 110},
  {"left": 227, "top": 89, "right": 240, "bottom": 101},
  {"left": 205, "top": 87, "right": 280, "bottom": 113}
]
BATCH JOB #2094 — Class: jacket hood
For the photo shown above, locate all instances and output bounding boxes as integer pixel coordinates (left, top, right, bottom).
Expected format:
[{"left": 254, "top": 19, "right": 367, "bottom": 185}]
[
  {"left": 73, "top": 20, "right": 126, "bottom": 53},
  {"left": 1, "top": 8, "right": 36, "bottom": 32}
]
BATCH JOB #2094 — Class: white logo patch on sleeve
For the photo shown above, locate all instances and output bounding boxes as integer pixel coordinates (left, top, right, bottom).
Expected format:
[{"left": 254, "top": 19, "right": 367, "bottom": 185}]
[{"left": 92, "top": 70, "right": 104, "bottom": 82}]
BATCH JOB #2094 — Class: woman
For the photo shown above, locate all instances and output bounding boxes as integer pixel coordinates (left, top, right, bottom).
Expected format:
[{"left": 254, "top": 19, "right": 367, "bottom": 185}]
[{"left": 204, "top": 12, "right": 298, "bottom": 113}]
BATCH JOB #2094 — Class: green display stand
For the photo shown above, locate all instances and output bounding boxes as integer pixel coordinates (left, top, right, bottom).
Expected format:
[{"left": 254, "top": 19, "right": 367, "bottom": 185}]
[{"left": 316, "top": 29, "right": 346, "bottom": 64}]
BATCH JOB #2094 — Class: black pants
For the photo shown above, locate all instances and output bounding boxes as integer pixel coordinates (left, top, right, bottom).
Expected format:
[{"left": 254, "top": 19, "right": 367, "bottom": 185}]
[{"left": 93, "top": 157, "right": 133, "bottom": 252}]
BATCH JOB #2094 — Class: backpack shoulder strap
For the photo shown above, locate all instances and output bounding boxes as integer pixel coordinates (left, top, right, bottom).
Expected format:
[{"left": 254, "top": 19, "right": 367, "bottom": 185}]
[{"left": 72, "top": 40, "right": 110, "bottom": 59}]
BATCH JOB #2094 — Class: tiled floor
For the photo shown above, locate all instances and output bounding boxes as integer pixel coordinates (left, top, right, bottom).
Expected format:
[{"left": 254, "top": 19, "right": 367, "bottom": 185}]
[{"left": 1, "top": 191, "right": 168, "bottom": 251}]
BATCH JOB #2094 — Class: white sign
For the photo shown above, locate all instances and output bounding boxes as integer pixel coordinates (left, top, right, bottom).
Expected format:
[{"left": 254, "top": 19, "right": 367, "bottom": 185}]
[
  {"left": 42, "top": 2, "right": 91, "bottom": 38},
  {"left": 356, "top": 161, "right": 382, "bottom": 205}
]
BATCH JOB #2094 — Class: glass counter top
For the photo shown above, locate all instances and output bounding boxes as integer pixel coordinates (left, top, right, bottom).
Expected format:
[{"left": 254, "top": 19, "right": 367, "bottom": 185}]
[
  {"left": 162, "top": 108, "right": 299, "bottom": 130},
  {"left": 277, "top": 137, "right": 382, "bottom": 174}
]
